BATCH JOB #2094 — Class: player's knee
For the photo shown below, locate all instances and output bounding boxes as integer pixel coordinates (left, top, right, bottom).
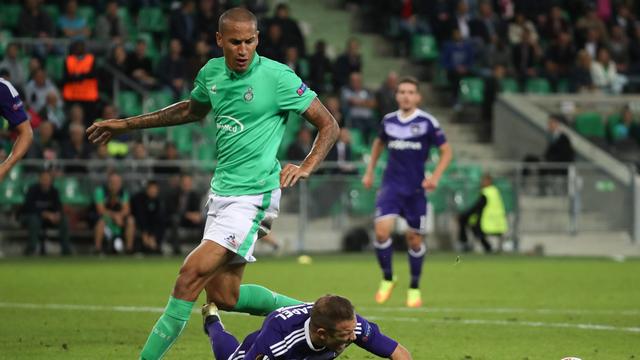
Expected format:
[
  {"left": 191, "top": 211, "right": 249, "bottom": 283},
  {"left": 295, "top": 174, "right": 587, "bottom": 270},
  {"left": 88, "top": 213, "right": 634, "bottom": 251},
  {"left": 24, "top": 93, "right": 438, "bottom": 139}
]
[{"left": 374, "top": 228, "right": 391, "bottom": 242}]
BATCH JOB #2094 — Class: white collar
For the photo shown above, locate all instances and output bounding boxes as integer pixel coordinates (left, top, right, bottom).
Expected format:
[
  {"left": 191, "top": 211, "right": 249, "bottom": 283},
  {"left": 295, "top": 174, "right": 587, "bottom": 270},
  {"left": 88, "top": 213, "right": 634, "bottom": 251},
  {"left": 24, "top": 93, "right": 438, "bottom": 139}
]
[
  {"left": 397, "top": 109, "right": 419, "bottom": 123},
  {"left": 304, "top": 318, "right": 326, "bottom": 352}
]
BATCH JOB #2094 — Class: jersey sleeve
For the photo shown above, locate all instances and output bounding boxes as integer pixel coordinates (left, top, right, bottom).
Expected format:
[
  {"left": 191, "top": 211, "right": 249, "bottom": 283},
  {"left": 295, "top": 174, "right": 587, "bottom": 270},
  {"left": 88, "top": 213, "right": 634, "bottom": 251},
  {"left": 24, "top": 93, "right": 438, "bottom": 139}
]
[
  {"left": 190, "top": 65, "right": 210, "bottom": 104},
  {"left": 354, "top": 314, "right": 399, "bottom": 358},
  {"left": 276, "top": 67, "right": 317, "bottom": 114},
  {"left": 0, "top": 81, "right": 28, "bottom": 128},
  {"left": 428, "top": 118, "right": 447, "bottom": 147}
]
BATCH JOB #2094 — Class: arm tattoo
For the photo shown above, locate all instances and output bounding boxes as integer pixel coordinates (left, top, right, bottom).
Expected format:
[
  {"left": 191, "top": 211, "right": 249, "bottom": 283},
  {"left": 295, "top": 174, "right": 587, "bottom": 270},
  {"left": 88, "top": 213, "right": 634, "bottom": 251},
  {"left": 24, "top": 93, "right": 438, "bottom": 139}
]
[
  {"left": 124, "top": 99, "right": 211, "bottom": 130},
  {"left": 301, "top": 98, "right": 340, "bottom": 172}
]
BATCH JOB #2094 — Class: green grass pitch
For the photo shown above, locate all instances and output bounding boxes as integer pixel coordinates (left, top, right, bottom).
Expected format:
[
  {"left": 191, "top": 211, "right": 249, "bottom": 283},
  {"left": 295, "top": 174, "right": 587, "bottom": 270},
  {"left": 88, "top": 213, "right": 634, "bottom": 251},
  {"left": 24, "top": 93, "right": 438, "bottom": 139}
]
[{"left": 1, "top": 253, "right": 639, "bottom": 359}]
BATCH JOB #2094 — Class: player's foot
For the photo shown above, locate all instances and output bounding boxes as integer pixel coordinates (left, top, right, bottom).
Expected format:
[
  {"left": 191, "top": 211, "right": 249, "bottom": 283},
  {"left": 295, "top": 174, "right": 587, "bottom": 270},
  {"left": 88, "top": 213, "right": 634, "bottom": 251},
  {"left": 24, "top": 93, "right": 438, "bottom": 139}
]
[
  {"left": 375, "top": 277, "right": 397, "bottom": 304},
  {"left": 201, "top": 303, "right": 222, "bottom": 335},
  {"left": 406, "top": 288, "right": 422, "bottom": 308}
]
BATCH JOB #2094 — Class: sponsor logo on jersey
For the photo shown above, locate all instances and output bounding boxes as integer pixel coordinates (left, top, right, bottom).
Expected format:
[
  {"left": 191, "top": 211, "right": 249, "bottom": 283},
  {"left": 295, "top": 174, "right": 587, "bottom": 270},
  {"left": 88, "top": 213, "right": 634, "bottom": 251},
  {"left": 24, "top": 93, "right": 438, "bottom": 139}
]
[
  {"left": 215, "top": 115, "right": 245, "bottom": 134},
  {"left": 296, "top": 82, "right": 308, "bottom": 96},
  {"left": 388, "top": 139, "right": 422, "bottom": 150}
]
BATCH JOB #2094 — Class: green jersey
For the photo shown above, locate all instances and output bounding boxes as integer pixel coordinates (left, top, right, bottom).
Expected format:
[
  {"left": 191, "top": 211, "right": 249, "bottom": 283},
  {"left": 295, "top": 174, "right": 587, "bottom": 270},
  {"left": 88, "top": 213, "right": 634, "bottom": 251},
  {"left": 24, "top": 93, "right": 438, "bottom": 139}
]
[{"left": 191, "top": 54, "right": 317, "bottom": 196}]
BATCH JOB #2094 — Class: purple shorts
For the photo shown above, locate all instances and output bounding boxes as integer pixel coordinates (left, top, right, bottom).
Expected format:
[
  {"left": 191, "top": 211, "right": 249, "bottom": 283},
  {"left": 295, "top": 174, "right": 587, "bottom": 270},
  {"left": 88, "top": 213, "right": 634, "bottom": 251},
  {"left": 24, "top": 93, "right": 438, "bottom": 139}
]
[{"left": 375, "top": 186, "right": 427, "bottom": 233}]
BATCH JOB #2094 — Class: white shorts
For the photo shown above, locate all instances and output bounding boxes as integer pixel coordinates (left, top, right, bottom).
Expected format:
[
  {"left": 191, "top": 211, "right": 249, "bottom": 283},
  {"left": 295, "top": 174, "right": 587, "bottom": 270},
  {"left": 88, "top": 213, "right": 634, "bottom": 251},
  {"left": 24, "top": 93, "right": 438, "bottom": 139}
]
[{"left": 202, "top": 188, "right": 281, "bottom": 263}]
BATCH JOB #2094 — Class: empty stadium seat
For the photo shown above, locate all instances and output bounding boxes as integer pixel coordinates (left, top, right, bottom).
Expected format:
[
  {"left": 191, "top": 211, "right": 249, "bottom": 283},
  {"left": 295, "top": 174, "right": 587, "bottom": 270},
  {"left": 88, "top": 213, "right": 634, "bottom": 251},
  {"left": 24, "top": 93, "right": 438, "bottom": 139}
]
[
  {"left": 459, "top": 77, "right": 484, "bottom": 104},
  {"left": 77, "top": 6, "right": 96, "bottom": 27},
  {"left": 137, "top": 7, "right": 167, "bottom": 33},
  {"left": 525, "top": 78, "right": 551, "bottom": 94},
  {"left": 411, "top": 35, "right": 438, "bottom": 61},
  {"left": 46, "top": 55, "right": 65, "bottom": 82},
  {"left": 0, "top": 180, "right": 25, "bottom": 207},
  {"left": 55, "top": 177, "right": 90, "bottom": 206},
  {"left": 0, "top": 4, "right": 22, "bottom": 30},
  {"left": 574, "top": 112, "right": 606, "bottom": 139},
  {"left": 499, "top": 78, "right": 519, "bottom": 93},
  {"left": 117, "top": 91, "right": 142, "bottom": 117}
]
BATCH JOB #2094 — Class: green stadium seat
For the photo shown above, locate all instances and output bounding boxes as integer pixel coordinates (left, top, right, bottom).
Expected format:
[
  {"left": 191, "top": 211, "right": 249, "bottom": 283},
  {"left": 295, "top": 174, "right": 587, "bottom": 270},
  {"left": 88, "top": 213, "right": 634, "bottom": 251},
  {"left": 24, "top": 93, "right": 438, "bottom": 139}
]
[
  {"left": 574, "top": 112, "right": 605, "bottom": 139},
  {"left": 77, "top": 6, "right": 96, "bottom": 27},
  {"left": 525, "top": 78, "right": 551, "bottom": 94},
  {"left": 171, "top": 125, "right": 194, "bottom": 155},
  {"left": 556, "top": 78, "right": 570, "bottom": 93},
  {"left": 55, "top": 177, "right": 90, "bottom": 206},
  {"left": 0, "top": 30, "right": 13, "bottom": 58},
  {"left": 138, "top": 7, "right": 167, "bottom": 33},
  {"left": 0, "top": 180, "right": 25, "bottom": 207},
  {"left": 459, "top": 77, "right": 484, "bottom": 104},
  {"left": 0, "top": 4, "right": 22, "bottom": 30},
  {"left": 117, "top": 7, "right": 136, "bottom": 38},
  {"left": 428, "top": 188, "right": 447, "bottom": 214},
  {"left": 499, "top": 78, "right": 519, "bottom": 93},
  {"left": 117, "top": 91, "right": 142, "bottom": 117},
  {"left": 349, "top": 128, "right": 369, "bottom": 159},
  {"left": 43, "top": 5, "right": 60, "bottom": 23},
  {"left": 411, "top": 35, "right": 438, "bottom": 61},
  {"left": 46, "top": 55, "right": 65, "bottom": 82},
  {"left": 433, "top": 67, "right": 450, "bottom": 88},
  {"left": 146, "top": 90, "right": 174, "bottom": 112}
]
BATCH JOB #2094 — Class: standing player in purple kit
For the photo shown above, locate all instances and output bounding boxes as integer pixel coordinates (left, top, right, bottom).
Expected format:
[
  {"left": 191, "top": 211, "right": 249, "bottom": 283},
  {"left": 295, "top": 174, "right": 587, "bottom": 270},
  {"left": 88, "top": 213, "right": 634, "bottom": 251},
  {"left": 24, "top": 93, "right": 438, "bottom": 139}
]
[
  {"left": 0, "top": 75, "right": 33, "bottom": 182},
  {"left": 203, "top": 295, "right": 413, "bottom": 359},
  {"left": 362, "top": 77, "right": 452, "bottom": 308}
]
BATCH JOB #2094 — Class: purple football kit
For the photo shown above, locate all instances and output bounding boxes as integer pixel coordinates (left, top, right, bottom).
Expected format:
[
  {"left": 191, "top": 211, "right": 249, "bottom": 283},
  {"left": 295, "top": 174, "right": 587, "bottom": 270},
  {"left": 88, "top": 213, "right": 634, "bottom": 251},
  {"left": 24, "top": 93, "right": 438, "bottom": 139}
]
[
  {"left": 375, "top": 109, "right": 447, "bottom": 232},
  {"left": 0, "top": 78, "right": 28, "bottom": 128},
  {"left": 206, "top": 303, "right": 398, "bottom": 359}
]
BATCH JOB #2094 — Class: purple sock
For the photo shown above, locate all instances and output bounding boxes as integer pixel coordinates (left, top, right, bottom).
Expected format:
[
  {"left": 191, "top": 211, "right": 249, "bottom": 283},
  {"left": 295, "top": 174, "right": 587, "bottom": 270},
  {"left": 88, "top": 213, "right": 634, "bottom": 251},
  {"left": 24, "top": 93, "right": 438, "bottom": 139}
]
[
  {"left": 408, "top": 243, "right": 426, "bottom": 289},
  {"left": 374, "top": 238, "right": 394, "bottom": 281},
  {"left": 206, "top": 320, "right": 240, "bottom": 360}
]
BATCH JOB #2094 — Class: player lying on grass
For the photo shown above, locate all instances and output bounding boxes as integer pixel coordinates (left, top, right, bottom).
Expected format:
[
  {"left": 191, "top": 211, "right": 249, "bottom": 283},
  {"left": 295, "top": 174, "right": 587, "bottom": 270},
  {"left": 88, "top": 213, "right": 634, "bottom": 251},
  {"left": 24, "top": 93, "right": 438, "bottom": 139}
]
[{"left": 203, "top": 294, "right": 413, "bottom": 359}]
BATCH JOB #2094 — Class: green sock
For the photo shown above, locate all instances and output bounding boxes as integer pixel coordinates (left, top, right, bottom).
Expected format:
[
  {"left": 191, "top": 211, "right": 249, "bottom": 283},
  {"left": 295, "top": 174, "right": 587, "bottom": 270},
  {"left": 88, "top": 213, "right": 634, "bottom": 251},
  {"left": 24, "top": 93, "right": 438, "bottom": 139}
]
[
  {"left": 232, "top": 284, "right": 303, "bottom": 316},
  {"left": 139, "top": 296, "right": 194, "bottom": 360}
]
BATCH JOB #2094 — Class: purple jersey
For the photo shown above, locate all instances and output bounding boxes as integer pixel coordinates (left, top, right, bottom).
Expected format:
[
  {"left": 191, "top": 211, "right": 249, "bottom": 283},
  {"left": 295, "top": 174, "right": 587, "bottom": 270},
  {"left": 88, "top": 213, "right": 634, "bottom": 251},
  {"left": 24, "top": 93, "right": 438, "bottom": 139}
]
[
  {"left": 0, "top": 78, "right": 28, "bottom": 128},
  {"left": 233, "top": 303, "right": 398, "bottom": 359},
  {"left": 379, "top": 109, "right": 446, "bottom": 194}
]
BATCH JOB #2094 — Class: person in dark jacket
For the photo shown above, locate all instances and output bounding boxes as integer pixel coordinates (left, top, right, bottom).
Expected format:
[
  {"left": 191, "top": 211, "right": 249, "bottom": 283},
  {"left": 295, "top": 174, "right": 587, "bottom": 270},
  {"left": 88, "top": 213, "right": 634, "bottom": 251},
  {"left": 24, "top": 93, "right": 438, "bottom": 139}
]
[{"left": 131, "top": 180, "right": 165, "bottom": 253}]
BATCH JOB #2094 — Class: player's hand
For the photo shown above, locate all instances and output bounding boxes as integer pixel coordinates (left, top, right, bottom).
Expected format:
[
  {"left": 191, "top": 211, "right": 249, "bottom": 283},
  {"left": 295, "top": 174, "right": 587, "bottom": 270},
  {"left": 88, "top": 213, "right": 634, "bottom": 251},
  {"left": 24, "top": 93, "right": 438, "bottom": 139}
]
[
  {"left": 86, "top": 119, "right": 128, "bottom": 145},
  {"left": 362, "top": 171, "right": 374, "bottom": 189},
  {"left": 422, "top": 176, "right": 439, "bottom": 191},
  {"left": 280, "top": 164, "right": 310, "bottom": 188}
]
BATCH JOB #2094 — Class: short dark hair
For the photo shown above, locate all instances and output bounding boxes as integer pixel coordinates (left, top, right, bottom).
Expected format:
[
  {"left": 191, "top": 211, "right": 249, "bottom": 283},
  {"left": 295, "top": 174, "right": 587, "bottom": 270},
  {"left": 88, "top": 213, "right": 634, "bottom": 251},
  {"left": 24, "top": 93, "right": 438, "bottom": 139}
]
[
  {"left": 218, "top": 7, "right": 257, "bottom": 33},
  {"left": 398, "top": 76, "right": 420, "bottom": 91},
  {"left": 310, "top": 295, "right": 355, "bottom": 332}
]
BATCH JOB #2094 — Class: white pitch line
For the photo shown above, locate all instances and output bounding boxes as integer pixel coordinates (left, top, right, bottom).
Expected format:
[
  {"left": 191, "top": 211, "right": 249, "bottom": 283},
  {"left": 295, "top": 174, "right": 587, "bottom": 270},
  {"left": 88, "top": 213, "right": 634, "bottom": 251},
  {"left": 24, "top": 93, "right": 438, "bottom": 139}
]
[
  {"left": 1, "top": 302, "right": 639, "bottom": 334},
  {"left": 359, "top": 306, "right": 640, "bottom": 316}
]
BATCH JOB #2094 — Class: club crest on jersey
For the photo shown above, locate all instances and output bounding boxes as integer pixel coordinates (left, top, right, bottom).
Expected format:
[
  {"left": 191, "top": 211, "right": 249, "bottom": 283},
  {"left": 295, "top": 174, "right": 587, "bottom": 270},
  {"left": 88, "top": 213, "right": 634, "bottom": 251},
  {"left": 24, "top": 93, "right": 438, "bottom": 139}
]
[
  {"left": 410, "top": 124, "right": 421, "bottom": 134},
  {"left": 244, "top": 87, "right": 254, "bottom": 102},
  {"left": 296, "top": 82, "right": 308, "bottom": 96}
]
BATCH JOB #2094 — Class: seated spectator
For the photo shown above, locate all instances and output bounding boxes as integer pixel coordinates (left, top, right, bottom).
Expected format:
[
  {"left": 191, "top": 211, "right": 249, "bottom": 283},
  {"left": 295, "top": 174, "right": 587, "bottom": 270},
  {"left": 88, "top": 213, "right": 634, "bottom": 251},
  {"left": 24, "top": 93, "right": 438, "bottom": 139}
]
[
  {"left": 340, "top": 72, "right": 377, "bottom": 142},
  {"left": 259, "top": 22, "right": 287, "bottom": 63},
  {"left": 24, "top": 69, "right": 61, "bottom": 114},
  {"left": 441, "top": 28, "right": 474, "bottom": 107},
  {"left": 67, "top": 103, "right": 86, "bottom": 128},
  {"left": 18, "top": 0, "right": 55, "bottom": 39},
  {"left": 429, "top": 0, "right": 455, "bottom": 43},
  {"left": 287, "top": 126, "right": 313, "bottom": 161},
  {"left": 470, "top": 1, "right": 507, "bottom": 45},
  {"left": 93, "top": 171, "right": 135, "bottom": 254},
  {"left": 480, "top": 36, "right": 513, "bottom": 76},
  {"left": 575, "top": 5, "right": 608, "bottom": 43},
  {"left": 58, "top": 0, "right": 91, "bottom": 40},
  {"left": 591, "top": 48, "right": 627, "bottom": 94},
  {"left": 609, "top": 107, "right": 640, "bottom": 146},
  {"left": 447, "top": 1, "right": 473, "bottom": 41},
  {"left": 0, "top": 43, "right": 27, "bottom": 90},
  {"left": 153, "top": 142, "right": 182, "bottom": 189},
  {"left": 167, "top": 174, "right": 204, "bottom": 254},
  {"left": 511, "top": 28, "right": 541, "bottom": 86},
  {"left": 157, "top": 39, "right": 188, "bottom": 98},
  {"left": 457, "top": 174, "right": 508, "bottom": 253},
  {"left": 170, "top": 0, "right": 197, "bottom": 56},
  {"left": 126, "top": 141, "right": 154, "bottom": 192},
  {"left": 95, "top": 0, "right": 129, "bottom": 45},
  {"left": 324, "top": 95, "right": 343, "bottom": 126},
  {"left": 284, "top": 46, "right": 308, "bottom": 80},
  {"left": 376, "top": 71, "right": 398, "bottom": 118},
  {"left": 608, "top": 25, "right": 630, "bottom": 74},
  {"left": 22, "top": 170, "right": 71, "bottom": 256},
  {"left": 89, "top": 143, "right": 117, "bottom": 180},
  {"left": 308, "top": 40, "right": 333, "bottom": 94},
  {"left": 40, "top": 91, "right": 66, "bottom": 131},
  {"left": 187, "top": 40, "right": 215, "bottom": 81},
  {"left": 611, "top": 4, "right": 637, "bottom": 39},
  {"left": 394, "top": 0, "right": 431, "bottom": 56},
  {"left": 581, "top": 28, "right": 604, "bottom": 60},
  {"left": 60, "top": 122, "right": 91, "bottom": 173},
  {"left": 333, "top": 38, "right": 362, "bottom": 92},
  {"left": 62, "top": 41, "right": 99, "bottom": 120},
  {"left": 268, "top": 3, "right": 306, "bottom": 57},
  {"left": 27, "top": 121, "right": 59, "bottom": 160},
  {"left": 195, "top": 0, "right": 221, "bottom": 43},
  {"left": 126, "top": 39, "right": 158, "bottom": 89},
  {"left": 544, "top": 32, "right": 576, "bottom": 90},
  {"left": 109, "top": 45, "right": 129, "bottom": 75},
  {"left": 508, "top": 12, "right": 538, "bottom": 45},
  {"left": 131, "top": 180, "right": 165, "bottom": 253},
  {"left": 570, "top": 50, "right": 595, "bottom": 93},
  {"left": 539, "top": 5, "right": 571, "bottom": 41},
  {"left": 326, "top": 127, "right": 357, "bottom": 174}
]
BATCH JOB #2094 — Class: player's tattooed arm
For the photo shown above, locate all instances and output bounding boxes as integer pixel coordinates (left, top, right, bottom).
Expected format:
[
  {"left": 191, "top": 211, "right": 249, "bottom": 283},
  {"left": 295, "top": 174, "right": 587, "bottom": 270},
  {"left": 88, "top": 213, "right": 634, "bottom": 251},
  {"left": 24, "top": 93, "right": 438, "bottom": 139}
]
[
  {"left": 300, "top": 97, "right": 340, "bottom": 172},
  {"left": 87, "top": 99, "right": 211, "bottom": 144}
]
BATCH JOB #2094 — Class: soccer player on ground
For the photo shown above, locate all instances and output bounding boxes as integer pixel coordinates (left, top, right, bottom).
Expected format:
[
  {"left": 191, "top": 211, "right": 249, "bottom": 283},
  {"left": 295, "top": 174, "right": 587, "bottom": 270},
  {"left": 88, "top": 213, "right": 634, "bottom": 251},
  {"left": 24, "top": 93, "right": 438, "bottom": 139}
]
[
  {"left": 362, "top": 77, "right": 452, "bottom": 308},
  {"left": 203, "top": 295, "right": 413, "bottom": 359},
  {"left": 87, "top": 8, "right": 339, "bottom": 360},
  {"left": 0, "top": 75, "right": 33, "bottom": 182}
]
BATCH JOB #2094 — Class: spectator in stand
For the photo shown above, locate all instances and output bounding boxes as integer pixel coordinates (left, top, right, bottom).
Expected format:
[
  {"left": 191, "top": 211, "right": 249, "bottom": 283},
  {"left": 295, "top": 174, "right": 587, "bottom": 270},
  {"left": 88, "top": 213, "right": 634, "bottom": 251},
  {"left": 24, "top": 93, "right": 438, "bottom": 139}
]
[
  {"left": 441, "top": 28, "right": 474, "bottom": 108},
  {"left": 58, "top": 0, "right": 91, "bottom": 40},
  {"left": 538, "top": 5, "right": 571, "bottom": 41},
  {"left": 153, "top": 142, "right": 181, "bottom": 190},
  {"left": 170, "top": 0, "right": 197, "bottom": 57},
  {"left": 629, "top": 24, "right": 640, "bottom": 78},
  {"left": 428, "top": 0, "right": 455, "bottom": 43},
  {"left": 308, "top": 40, "right": 332, "bottom": 95},
  {"left": 109, "top": 45, "right": 129, "bottom": 75},
  {"left": 581, "top": 28, "right": 605, "bottom": 60},
  {"left": 187, "top": 40, "right": 216, "bottom": 82},
  {"left": 62, "top": 41, "right": 99, "bottom": 121},
  {"left": 447, "top": 1, "right": 473, "bottom": 41},
  {"left": 471, "top": 1, "right": 507, "bottom": 45},
  {"left": 611, "top": 4, "right": 637, "bottom": 40},
  {"left": 167, "top": 173, "right": 204, "bottom": 255},
  {"left": 67, "top": 103, "right": 86, "bottom": 129},
  {"left": 286, "top": 126, "right": 313, "bottom": 161},
  {"left": 89, "top": 143, "right": 118, "bottom": 181},
  {"left": 480, "top": 36, "right": 512, "bottom": 76},
  {"left": 608, "top": 25, "right": 630, "bottom": 74},
  {"left": 544, "top": 32, "right": 576, "bottom": 91},
  {"left": 40, "top": 91, "right": 66, "bottom": 131},
  {"left": 508, "top": 12, "right": 538, "bottom": 45},
  {"left": 392, "top": 0, "right": 431, "bottom": 56},
  {"left": 591, "top": 47, "right": 627, "bottom": 94},
  {"left": 95, "top": 0, "right": 129, "bottom": 45},
  {"left": 269, "top": 3, "right": 306, "bottom": 57},
  {"left": 131, "top": 180, "right": 166, "bottom": 254},
  {"left": 324, "top": 95, "right": 343, "bottom": 126},
  {"left": 376, "top": 71, "right": 399, "bottom": 118},
  {"left": 18, "top": 0, "right": 55, "bottom": 39},
  {"left": 609, "top": 106, "right": 640, "bottom": 146},
  {"left": 511, "top": 28, "right": 541, "bottom": 87},
  {"left": 576, "top": 5, "right": 608, "bottom": 43},
  {"left": 284, "top": 46, "right": 308, "bottom": 80},
  {"left": 24, "top": 69, "right": 61, "bottom": 114},
  {"left": 60, "top": 122, "right": 91, "bottom": 173},
  {"left": 326, "top": 127, "right": 357, "bottom": 175},
  {"left": 157, "top": 39, "right": 188, "bottom": 98},
  {"left": 126, "top": 39, "right": 158, "bottom": 90},
  {"left": 334, "top": 38, "right": 362, "bottom": 92},
  {"left": 259, "top": 22, "right": 287, "bottom": 63},
  {"left": 27, "top": 121, "right": 59, "bottom": 160},
  {"left": 23, "top": 170, "right": 71, "bottom": 256},
  {"left": 340, "top": 72, "right": 377, "bottom": 142},
  {"left": 126, "top": 141, "right": 154, "bottom": 192},
  {"left": 195, "top": 0, "right": 221, "bottom": 44},
  {"left": 0, "top": 43, "right": 27, "bottom": 91},
  {"left": 93, "top": 171, "right": 135, "bottom": 254}
]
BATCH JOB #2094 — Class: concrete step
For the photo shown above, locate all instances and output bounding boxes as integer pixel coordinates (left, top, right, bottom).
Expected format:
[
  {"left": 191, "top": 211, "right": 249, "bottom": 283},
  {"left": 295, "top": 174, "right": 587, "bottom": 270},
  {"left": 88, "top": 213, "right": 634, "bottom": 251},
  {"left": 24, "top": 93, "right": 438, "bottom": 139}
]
[{"left": 518, "top": 231, "right": 639, "bottom": 256}]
